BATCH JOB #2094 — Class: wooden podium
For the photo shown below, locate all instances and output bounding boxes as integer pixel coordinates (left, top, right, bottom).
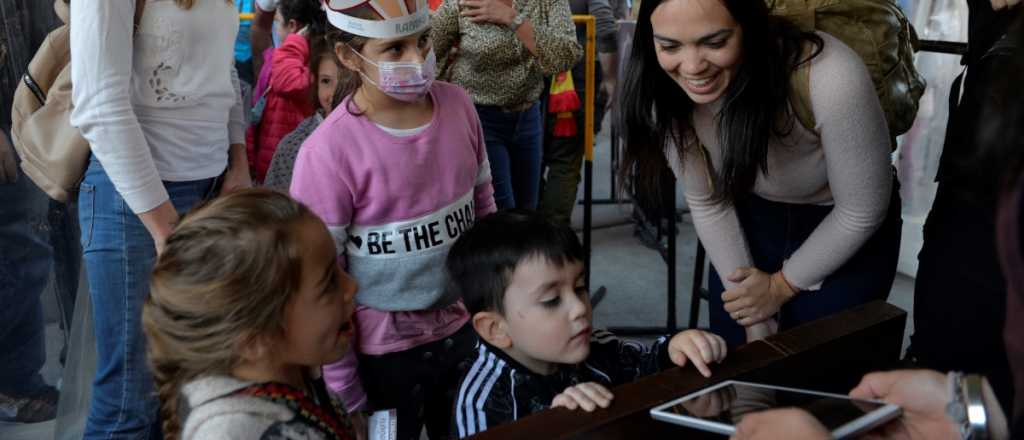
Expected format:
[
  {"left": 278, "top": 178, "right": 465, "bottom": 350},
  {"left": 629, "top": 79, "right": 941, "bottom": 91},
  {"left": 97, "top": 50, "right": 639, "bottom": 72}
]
[{"left": 468, "top": 301, "right": 907, "bottom": 439}]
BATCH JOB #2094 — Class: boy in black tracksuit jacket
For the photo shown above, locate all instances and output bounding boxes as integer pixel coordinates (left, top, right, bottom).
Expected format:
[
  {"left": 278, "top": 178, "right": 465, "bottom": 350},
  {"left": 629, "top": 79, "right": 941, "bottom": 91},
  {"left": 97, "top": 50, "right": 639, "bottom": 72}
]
[{"left": 445, "top": 210, "right": 729, "bottom": 438}]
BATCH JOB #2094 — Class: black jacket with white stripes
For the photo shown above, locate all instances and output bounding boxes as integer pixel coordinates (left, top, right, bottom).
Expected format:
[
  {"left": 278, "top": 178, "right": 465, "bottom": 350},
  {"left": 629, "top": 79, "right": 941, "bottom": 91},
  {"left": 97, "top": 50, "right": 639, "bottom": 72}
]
[{"left": 453, "top": 329, "right": 672, "bottom": 438}]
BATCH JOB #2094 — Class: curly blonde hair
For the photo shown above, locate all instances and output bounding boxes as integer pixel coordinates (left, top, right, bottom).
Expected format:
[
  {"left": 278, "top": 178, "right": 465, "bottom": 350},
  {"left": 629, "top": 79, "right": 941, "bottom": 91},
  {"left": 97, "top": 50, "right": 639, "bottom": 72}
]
[{"left": 142, "top": 189, "right": 318, "bottom": 439}]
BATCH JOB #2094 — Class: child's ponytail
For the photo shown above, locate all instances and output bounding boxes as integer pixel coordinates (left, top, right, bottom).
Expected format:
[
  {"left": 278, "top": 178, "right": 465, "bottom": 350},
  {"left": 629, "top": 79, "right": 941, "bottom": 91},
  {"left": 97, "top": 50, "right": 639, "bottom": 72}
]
[{"left": 149, "top": 344, "right": 190, "bottom": 440}]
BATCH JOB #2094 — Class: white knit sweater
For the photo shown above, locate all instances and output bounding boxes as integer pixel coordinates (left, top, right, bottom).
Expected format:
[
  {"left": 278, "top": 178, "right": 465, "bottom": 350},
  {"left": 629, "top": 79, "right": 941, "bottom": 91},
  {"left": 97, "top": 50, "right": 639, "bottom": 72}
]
[{"left": 70, "top": 0, "right": 245, "bottom": 213}]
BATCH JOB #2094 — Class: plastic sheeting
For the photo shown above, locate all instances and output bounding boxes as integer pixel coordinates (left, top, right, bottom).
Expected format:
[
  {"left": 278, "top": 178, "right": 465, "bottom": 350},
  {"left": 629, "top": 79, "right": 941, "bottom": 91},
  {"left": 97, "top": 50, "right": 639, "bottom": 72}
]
[{"left": 894, "top": 0, "right": 969, "bottom": 275}]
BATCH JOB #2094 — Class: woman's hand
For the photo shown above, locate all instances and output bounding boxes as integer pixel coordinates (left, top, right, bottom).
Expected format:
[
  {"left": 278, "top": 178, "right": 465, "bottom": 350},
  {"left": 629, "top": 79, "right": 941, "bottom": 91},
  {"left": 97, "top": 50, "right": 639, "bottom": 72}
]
[
  {"left": 722, "top": 268, "right": 796, "bottom": 327},
  {"left": 138, "top": 201, "right": 180, "bottom": 256},
  {"left": 731, "top": 408, "right": 830, "bottom": 440},
  {"left": 990, "top": 0, "right": 1020, "bottom": 10},
  {"left": 221, "top": 143, "right": 252, "bottom": 195},
  {"left": 460, "top": 0, "right": 517, "bottom": 27}
]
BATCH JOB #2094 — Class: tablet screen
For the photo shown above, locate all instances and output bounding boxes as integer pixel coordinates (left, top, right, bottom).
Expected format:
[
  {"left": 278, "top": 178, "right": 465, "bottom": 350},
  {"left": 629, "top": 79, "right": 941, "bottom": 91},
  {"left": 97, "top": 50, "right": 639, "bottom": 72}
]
[{"left": 662, "top": 383, "right": 886, "bottom": 430}]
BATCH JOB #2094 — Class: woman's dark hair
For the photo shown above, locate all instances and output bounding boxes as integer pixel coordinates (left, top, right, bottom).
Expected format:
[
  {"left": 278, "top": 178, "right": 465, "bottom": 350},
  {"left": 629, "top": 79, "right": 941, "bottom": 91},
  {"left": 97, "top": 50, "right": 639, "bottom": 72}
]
[
  {"left": 619, "top": 0, "right": 822, "bottom": 206},
  {"left": 279, "top": 0, "right": 328, "bottom": 38},
  {"left": 974, "top": 12, "right": 1024, "bottom": 193}
]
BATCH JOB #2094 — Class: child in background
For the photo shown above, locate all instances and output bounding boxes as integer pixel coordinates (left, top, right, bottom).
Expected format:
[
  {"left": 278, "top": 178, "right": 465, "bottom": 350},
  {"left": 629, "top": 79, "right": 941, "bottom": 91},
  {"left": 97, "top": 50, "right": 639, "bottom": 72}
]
[
  {"left": 289, "top": 0, "right": 496, "bottom": 438},
  {"left": 264, "top": 37, "right": 347, "bottom": 192},
  {"left": 247, "top": 0, "right": 324, "bottom": 183},
  {"left": 446, "top": 210, "right": 728, "bottom": 438},
  {"left": 142, "top": 189, "right": 360, "bottom": 440}
]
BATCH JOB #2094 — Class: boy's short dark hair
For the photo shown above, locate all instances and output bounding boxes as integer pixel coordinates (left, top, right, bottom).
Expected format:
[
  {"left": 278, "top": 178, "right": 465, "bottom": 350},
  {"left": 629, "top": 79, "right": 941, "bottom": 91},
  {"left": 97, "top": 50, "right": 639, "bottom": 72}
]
[{"left": 446, "top": 209, "right": 585, "bottom": 315}]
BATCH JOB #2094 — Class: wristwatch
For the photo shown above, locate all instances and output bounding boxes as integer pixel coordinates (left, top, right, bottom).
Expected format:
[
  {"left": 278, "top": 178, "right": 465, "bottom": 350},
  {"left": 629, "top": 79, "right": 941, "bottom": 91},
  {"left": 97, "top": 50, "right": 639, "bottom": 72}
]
[
  {"left": 508, "top": 13, "right": 524, "bottom": 31},
  {"left": 946, "top": 372, "right": 991, "bottom": 440}
]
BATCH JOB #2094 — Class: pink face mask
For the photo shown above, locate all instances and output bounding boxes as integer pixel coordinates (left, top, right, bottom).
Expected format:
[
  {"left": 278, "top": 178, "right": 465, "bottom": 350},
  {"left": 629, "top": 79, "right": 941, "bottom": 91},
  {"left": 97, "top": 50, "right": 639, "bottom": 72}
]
[{"left": 352, "top": 48, "right": 436, "bottom": 102}]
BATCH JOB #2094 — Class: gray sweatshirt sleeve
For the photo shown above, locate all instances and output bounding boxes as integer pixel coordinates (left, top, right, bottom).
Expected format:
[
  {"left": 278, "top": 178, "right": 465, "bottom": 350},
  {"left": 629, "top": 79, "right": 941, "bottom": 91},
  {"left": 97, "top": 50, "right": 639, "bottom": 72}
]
[
  {"left": 779, "top": 33, "right": 892, "bottom": 290},
  {"left": 587, "top": 0, "right": 619, "bottom": 53}
]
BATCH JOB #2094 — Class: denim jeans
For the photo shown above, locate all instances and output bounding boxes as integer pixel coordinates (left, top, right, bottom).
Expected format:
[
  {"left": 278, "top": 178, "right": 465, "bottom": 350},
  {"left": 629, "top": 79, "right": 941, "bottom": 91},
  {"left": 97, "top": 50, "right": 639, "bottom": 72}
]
[
  {"left": 475, "top": 103, "right": 543, "bottom": 210},
  {"left": 80, "top": 157, "right": 217, "bottom": 440},
  {"left": 0, "top": 153, "right": 52, "bottom": 397},
  {"left": 707, "top": 185, "right": 903, "bottom": 348}
]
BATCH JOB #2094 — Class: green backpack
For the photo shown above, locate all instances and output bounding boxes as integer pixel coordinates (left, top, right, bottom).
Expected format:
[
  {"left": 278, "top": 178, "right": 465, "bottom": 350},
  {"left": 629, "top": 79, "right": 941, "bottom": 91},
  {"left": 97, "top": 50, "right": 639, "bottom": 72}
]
[{"left": 768, "top": 0, "right": 927, "bottom": 149}]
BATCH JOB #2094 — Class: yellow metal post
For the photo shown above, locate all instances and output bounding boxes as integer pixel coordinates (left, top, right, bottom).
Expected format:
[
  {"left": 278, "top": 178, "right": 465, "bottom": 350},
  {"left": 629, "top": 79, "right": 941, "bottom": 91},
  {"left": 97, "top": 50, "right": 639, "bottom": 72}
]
[
  {"left": 572, "top": 15, "right": 596, "bottom": 162},
  {"left": 571, "top": 14, "right": 596, "bottom": 286}
]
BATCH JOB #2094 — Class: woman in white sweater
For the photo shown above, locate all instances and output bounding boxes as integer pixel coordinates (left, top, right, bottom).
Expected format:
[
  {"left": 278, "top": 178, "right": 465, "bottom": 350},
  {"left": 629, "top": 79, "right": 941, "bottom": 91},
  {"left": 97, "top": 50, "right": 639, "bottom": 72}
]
[
  {"left": 70, "top": 0, "right": 250, "bottom": 437},
  {"left": 619, "top": 0, "right": 900, "bottom": 347}
]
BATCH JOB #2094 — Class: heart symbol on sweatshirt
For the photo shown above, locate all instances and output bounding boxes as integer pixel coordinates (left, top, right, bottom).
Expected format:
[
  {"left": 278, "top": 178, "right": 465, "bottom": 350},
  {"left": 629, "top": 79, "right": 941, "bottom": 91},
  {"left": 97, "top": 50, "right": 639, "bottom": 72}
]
[{"left": 350, "top": 236, "right": 363, "bottom": 249}]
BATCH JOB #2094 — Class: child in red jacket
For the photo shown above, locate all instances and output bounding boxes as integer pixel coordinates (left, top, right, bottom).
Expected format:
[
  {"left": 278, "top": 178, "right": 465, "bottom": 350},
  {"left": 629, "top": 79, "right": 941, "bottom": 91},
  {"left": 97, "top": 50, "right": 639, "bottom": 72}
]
[{"left": 247, "top": 0, "right": 324, "bottom": 183}]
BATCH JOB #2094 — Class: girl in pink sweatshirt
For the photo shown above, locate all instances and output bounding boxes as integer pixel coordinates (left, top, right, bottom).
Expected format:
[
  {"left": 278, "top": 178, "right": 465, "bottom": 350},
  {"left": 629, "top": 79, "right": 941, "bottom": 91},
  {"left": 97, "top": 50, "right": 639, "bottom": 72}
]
[{"left": 289, "top": 1, "right": 495, "bottom": 438}]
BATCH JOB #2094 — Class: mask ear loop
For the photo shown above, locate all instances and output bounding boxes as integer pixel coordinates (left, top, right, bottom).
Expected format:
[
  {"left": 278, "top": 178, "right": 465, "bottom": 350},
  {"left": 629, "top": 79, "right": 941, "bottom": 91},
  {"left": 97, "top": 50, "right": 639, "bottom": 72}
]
[{"left": 346, "top": 44, "right": 382, "bottom": 88}]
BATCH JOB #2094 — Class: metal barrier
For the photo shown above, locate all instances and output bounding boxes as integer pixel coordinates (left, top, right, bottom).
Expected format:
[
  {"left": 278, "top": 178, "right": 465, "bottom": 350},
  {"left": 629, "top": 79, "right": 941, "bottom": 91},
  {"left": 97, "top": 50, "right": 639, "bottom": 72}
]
[{"left": 572, "top": 15, "right": 599, "bottom": 290}]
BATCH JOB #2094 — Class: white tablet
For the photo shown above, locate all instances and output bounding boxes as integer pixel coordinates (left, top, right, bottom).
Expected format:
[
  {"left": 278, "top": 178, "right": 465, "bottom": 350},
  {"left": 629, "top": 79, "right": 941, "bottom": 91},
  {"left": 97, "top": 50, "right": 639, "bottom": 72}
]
[{"left": 649, "top": 380, "right": 901, "bottom": 439}]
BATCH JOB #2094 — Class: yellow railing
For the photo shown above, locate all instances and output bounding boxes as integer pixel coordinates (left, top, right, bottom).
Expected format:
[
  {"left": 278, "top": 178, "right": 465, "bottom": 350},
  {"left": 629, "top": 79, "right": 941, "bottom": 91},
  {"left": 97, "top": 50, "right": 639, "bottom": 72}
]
[{"left": 571, "top": 14, "right": 596, "bottom": 162}]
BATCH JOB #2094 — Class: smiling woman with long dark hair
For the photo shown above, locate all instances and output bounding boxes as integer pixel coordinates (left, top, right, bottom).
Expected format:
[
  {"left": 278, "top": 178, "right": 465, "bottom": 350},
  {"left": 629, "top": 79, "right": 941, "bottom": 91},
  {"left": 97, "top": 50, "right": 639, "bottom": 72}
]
[{"left": 620, "top": 0, "right": 901, "bottom": 346}]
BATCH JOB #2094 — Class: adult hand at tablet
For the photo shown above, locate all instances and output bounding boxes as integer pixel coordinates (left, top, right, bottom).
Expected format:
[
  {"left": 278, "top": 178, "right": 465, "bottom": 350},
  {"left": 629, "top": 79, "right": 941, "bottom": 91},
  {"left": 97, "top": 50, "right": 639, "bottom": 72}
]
[
  {"left": 551, "top": 382, "right": 613, "bottom": 412},
  {"left": 848, "top": 370, "right": 960, "bottom": 440},
  {"left": 990, "top": 0, "right": 1020, "bottom": 11},
  {"left": 730, "top": 408, "right": 830, "bottom": 440}
]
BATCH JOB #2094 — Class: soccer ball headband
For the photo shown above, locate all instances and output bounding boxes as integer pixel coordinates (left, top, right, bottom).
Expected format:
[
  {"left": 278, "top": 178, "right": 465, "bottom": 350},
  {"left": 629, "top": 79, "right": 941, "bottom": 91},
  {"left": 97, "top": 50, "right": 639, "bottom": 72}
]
[{"left": 324, "top": 0, "right": 430, "bottom": 39}]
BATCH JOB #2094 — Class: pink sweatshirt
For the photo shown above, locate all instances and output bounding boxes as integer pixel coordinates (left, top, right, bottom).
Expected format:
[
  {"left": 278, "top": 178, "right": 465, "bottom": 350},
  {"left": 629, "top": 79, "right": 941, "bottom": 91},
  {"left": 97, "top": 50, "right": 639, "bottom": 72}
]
[{"left": 290, "top": 81, "right": 496, "bottom": 411}]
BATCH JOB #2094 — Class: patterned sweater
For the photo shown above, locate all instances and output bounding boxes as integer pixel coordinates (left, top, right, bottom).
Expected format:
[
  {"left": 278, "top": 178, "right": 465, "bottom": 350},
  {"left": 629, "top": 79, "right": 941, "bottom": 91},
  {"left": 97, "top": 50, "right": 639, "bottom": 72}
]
[
  {"left": 453, "top": 330, "right": 671, "bottom": 438},
  {"left": 431, "top": 0, "right": 582, "bottom": 111},
  {"left": 264, "top": 112, "right": 323, "bottom": 193},
  {"left": 290, "top": 81, "right": 496, "bottom": 411},
  {"left": 181, "top": 375, "right": 356, "bottom": 440}
]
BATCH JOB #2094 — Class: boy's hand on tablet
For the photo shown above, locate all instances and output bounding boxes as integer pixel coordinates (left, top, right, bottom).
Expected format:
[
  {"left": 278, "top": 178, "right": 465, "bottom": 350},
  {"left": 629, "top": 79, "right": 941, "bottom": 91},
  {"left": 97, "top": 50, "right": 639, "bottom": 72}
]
[
  {"left": 668, "top": 330, "right": 727, "bottom": 378},
  {"left": 551, "top": 382, "right": 613, "bottom": 412},
  {"left": 731, "top": 408, "right": 829, "bottom": 440}
]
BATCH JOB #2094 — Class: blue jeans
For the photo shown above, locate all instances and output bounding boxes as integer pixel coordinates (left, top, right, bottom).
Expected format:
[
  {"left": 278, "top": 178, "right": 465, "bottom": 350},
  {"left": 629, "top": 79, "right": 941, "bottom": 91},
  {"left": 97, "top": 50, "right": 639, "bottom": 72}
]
[
  {"left": 80, "top": 157, "right": 217, "bottom": 440},
  {"left": 707, "top": 185, "right": 903, "bottom": 348},
  {"left": 475, "top": 103, "right": 543, "bottom": 210},
  {"left": 0, "top": 152, "right": 52, "bottom": 397}
]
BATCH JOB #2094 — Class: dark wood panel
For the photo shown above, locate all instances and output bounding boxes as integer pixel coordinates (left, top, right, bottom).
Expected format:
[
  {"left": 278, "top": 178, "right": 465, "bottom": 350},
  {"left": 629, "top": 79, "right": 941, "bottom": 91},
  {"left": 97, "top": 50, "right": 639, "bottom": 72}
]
[{"left": 469, "top": 301, "right": 907, "bottom": 440}]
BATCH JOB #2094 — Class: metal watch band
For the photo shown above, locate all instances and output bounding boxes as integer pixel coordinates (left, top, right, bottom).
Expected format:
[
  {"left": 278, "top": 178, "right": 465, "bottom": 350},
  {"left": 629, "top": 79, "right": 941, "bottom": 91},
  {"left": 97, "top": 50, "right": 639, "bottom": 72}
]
[
  {"left": 963, "top": 374, "right": 990, "bottom": 440},
  {"left": 509, "top": 13, "right": 524, "bottom": 31}
]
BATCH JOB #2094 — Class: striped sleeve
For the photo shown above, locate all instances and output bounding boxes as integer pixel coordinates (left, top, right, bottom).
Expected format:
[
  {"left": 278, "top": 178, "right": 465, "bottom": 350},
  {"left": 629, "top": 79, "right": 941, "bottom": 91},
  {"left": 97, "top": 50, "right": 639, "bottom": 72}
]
[
  {"left": 455, "top": 345, "right": 512, "bottom": 438},
  {"left": 586, "top": 329, "right": 670, "bottom": 384}
]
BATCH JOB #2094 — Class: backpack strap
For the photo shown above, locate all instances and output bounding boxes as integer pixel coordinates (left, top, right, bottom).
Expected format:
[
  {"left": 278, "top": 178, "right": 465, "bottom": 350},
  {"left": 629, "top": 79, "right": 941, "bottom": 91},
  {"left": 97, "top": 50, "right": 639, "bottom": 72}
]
[{"left": 788, "top": 40, "right": 817, "bottom": 136}]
